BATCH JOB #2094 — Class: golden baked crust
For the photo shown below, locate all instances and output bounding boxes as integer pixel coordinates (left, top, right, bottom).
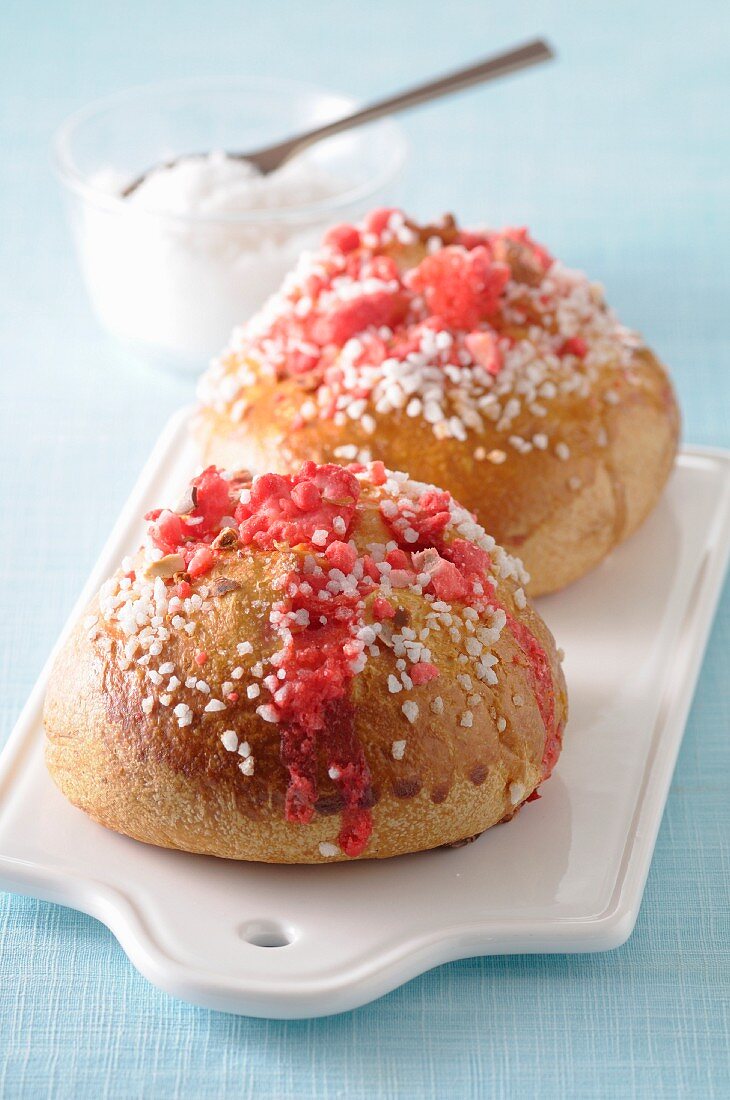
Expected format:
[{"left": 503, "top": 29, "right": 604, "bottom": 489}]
[
  {"left": 196, "top": 212, "right": 680, "bottom": 595},
  {"left": 44, "top": 463, "right": 567, "bottom": 863}
]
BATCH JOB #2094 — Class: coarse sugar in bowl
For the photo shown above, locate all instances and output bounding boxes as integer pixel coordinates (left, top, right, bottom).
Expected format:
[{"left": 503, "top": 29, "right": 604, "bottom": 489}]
[{"left": 54, "top": 76, "right": 408, "bottom": 375}]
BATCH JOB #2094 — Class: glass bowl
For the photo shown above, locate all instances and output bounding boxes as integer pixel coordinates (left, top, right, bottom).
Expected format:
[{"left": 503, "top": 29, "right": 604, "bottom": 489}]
[{"left": 54, "top": 76, "right": 408, "bottom": 374}]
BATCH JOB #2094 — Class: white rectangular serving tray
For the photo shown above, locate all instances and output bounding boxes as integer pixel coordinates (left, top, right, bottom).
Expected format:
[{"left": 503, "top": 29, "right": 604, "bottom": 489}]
[{"left": 0, "top": 408, "right": 728, "bottom": 1019}]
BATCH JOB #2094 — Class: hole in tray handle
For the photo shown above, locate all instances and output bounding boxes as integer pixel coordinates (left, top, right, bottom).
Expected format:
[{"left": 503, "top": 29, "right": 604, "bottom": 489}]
[{"left": 239, "top": 920, "right": 295, "bottom": 948}]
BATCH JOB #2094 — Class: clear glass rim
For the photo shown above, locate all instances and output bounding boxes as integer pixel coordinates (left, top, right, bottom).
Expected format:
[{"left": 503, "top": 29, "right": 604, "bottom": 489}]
[{"left": 53, "top": 75, "right": 409, "bottom": 226}]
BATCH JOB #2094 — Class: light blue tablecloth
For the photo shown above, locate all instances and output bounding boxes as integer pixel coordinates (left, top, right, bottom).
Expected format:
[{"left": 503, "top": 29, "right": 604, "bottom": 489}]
[{"left": 1, "top": 1, "right": 728, "bottom": 1096}]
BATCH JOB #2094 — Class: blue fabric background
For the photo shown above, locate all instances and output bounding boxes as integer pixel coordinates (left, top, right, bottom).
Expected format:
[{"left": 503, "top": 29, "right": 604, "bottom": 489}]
[{"left": 1, "top": 1, "right": 728, "bottom": 1096}]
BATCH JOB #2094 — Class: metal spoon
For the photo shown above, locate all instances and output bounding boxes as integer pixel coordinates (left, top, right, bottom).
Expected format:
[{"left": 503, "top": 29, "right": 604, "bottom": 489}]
[{"left": 122, "top": 38, "right": 554, "bottom": 196}]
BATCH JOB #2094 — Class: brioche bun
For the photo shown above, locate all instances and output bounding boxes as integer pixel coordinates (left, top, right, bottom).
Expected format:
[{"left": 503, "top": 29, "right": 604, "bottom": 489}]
[
  {"left": 44, "top": 461, "right": 567, "bottom": 862},
  {"left": 196, "top": 210, "right": 679, "bottom": 595}
]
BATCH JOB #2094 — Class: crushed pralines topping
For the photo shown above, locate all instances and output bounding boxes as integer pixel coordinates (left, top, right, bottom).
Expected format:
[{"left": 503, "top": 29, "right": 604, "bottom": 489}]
[
  {"left": 144, "top": 553, "right": 185, "bottom": 579},
  {"left": 211, "top": 526, "right": 239, "bottom": 550}
]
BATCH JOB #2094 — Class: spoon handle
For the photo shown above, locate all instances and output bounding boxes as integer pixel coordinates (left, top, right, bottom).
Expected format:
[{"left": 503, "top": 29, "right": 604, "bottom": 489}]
[{"left": 247, "top": 38, "right": 554, "bottom": 171}]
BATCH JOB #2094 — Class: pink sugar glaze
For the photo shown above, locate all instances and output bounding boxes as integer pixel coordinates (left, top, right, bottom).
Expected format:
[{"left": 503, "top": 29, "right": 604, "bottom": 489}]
[
  {"left": 310, "top": 287, "right": 408, "bottom": 346},
  {"left": 235, "top": 462, "right": 360, "bottom": 549},
  {"left": 323, "top": 223, "right": 361, "bottom": 253},
  {"left": 372, "top": 597, "right": 396, "bottom": 621},
  {"left": 559, "top": 336, "right": 588, "bottom": 358},
  {"left": 502, "top": 611, "right": 561, "bottom": 783},
  {"left": 410, "top": 662, "right": 440, "bottom": 685},
  {"left": 405, "top": 245, "right": 510, "bottom": 329},
  {"left": 270, "top": 564, "right": 377, "bottom": 857}
]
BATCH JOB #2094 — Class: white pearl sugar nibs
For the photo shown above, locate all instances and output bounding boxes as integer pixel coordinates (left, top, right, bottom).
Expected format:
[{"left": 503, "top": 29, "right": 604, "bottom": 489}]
[
  {"left": 402, "top": 701, "right": 419, "bottom": 724},
  {"left": 256, "top": 704, "right": 278, "bottom": 724},
  {"left": 174, "top": 703, "right": 192, "bottom": 728}
]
